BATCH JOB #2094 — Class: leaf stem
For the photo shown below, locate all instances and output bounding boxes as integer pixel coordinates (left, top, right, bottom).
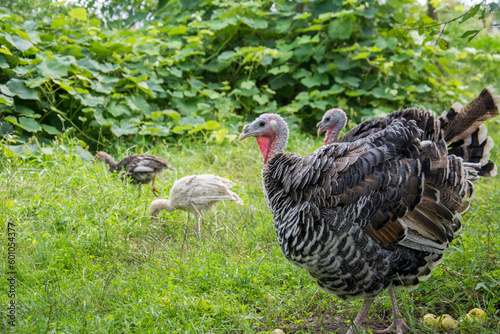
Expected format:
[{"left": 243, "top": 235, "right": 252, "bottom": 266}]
[{"left": 403, "top": 1, "right": 485, "bottom": 30}]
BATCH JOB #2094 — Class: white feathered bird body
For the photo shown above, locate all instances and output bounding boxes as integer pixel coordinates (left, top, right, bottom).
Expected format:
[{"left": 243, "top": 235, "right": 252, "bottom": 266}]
[{"left": 150, "top": 174, "right": 244, "bottom": 218}]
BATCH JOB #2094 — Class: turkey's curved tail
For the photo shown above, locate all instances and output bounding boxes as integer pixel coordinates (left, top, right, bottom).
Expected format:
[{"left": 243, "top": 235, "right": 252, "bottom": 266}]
[{"left": 438, "top": 86, "right": 499, "bottom": 178}]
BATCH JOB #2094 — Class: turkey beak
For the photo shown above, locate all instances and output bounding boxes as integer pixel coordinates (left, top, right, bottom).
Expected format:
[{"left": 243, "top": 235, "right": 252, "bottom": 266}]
[
  {"left": 317, "top": 121, "right": 326, "bottom": 136},
  {"left": 239, "top": 124, "right": 253, "bottom": 141}
]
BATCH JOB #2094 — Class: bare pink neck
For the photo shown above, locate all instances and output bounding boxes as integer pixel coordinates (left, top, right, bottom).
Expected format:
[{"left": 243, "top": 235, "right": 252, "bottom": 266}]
[
  {"left": 324, "top": 114, "right": 346, "bottom": 145},
  {"left": 257, "top": 125, "right": 288, "bottom": 165}
]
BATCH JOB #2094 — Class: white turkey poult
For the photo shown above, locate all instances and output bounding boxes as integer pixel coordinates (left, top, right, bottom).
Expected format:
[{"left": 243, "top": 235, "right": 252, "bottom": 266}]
[
  {"left": 239, "top": 87, "right": 498, "bottom": 334},
  {"left": 150, "top": 174, "right": 244, "bottom": 232}
]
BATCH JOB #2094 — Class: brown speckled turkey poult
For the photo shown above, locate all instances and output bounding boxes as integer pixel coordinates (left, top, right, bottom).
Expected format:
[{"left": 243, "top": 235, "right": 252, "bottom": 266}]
[
  {"left": 239, "top": 87, "right": 498, "bottom": 334},
  {"left": 93, "top": 152, "right": 176, "bottom": 196},
  {"left": 150, "top": 174, "right": 244, "bottom": 231}
]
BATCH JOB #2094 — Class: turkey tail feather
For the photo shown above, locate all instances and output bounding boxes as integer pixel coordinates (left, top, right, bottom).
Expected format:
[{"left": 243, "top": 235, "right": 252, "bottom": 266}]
[
  {"left": 439, "top": 86, "right": 499, "bottom": 177},
  {"left": 443, "top": 86, "right": 499, "bottom": 143}
]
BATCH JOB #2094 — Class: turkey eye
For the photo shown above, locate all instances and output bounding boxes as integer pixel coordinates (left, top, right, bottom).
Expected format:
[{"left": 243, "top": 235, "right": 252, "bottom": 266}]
[
  {"left": 325, "top": 117, "right": 330, "bottom": 122},
  {"left": 259, "top": 121, "right": 265, "bottom": 127}
]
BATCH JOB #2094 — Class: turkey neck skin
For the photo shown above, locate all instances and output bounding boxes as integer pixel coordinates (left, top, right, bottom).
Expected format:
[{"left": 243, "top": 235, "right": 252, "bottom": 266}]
[{"left": 260, "top": 151, "right": 441, "bottom": 301}]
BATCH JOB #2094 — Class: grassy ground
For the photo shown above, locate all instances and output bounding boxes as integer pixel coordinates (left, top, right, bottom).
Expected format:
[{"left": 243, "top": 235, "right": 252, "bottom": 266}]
[{"left": 1, "top": 119, "right": 499, "bottom": 334}]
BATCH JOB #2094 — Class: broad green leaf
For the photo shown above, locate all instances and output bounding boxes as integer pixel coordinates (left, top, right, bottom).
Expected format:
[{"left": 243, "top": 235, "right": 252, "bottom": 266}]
[
  {"left": 240, "top": 17, "right": 268, "bottom": 29},
  {"left": 301, "top": 73, "right": 328, "bottom": 88},
  {"left": 38, "top": 60, "right": 68, "bottom": 79},
  {"left": 301, "top": 24, "right": 324, "bottom": 33},
  {"left": 318, "top": 63, "right": 334, "bottom": 73},
  {"left": 313, "top": 45, "right": 326, "bottom": 64},
  {"left": 162, "top": 109, "right": 181, "bottom": 119},
  {"left": 276, "top": 19, "right": 292, "bottom": 34},
  {"left": 358, "top": 5, "right": 377, "bottom": 19},
  {"left": 17, "top": 105, "right": 38, "bottom": 118},
  {"left": 352, "top": 52, "right": 370, "bottom": 60},
  {"left": 370, "top": 87, "right": 397, "bottom": 99},
  {"left": 335, "top": 76, "right": 360, "bottom": 88},
  {"left": 42, "top": 124, "right": 61, "bottom": 135},
  {"left": 18, "top": 117, "right": 42, "bottom": 132},
  {"left": 0, "top": 94, "right": 13, "bottom": 105},
  {"left": 269, "top": 65, "right": 290, "bottom": 75},
  {"left": 293, "top": 12, "right": 311, "bottom": 20},
  {"left": 391, "top": 54, "right": 411, "bottom": 62},
  {"left": 261, "top": 55, "right": 273, "bottom": 66},
  {"left": 139, "top": 124, "right": 171, "bottom": 136},
  {"left": 69, "top": 8, "right": 87, "bottom": 21},
  {"left": 5, "top": 116, "right": 19, "bottom": 126},
  {"left": 77, "top": 58, "right": 101, "bottom": 77},
  {"left": 200, "top": 89, "right": 220, "bottom": 99},
  {"left": 170, "top": 67, "right": 183, "bottom": 78},
  {"left": 253, "top": 94, "right": 269, "bottom": 105},
  {"left": 92, "top": 81, "right": 112, "bottom": 94},
  {"left": 0, "top": 55, "right": 8, "bottom": 69},
  {"left": 386, "top": 38, "right": 398, "bottom": 50},
  {"left": 218, "top": 51, "right": 235, "bottom": 62},
  {"left": 407, "top": 84, "right": 431, "bottom": 93},
  {"left": 328, "top": 14, "right": 355, "bottom": 40},
  {"left": 327, "top": 84, "right": 344, "bottom": 95},
  {"left": 134, "top": 43, "right": 160, "bottom": 56},
  {"left": 241, "top": 81, "right": 255, "bottom": 90},
  {"left": 346, "top": 89, "right": 368, "bottom": 97},
  {"left": 8, "top": 34, "right": 33, "bottom": 52},
  {"left": 0, "top": 47, "right": 13, "bottom": 56},
  {"left": 93, "top": 110, "right": 114, "bottom": 126},
  {"left": 78, "top": 94, "right": 105, "bottom": 107},
  {"left": 51, "top": 16, "right": 70, "bottom": 28},
  {"left": 108, "top": 102, "right": 130, "bottom": 117},
  {"left": 172, "top": 97, "right": 204, "bottom": 115},
  {"left": 111, "top": 120, "right": 137, "bottom": 137},
  {"left": 138, "top": 82, "right": 155, "bottom": 98},
  {"left": 126, "top": 95, "right": 150, "bottom": 113},
  {"left": 6, "top": 78, "right": 39, "bottom": 101},
  {"left": 0, "top": 84, "right": 13, "bottom": 96},
  {"left": 188, "top": 120, "right": 220, "bottom": 134},
  {"left": 169, "top": 25, "right": 188, "bottom": 36}
]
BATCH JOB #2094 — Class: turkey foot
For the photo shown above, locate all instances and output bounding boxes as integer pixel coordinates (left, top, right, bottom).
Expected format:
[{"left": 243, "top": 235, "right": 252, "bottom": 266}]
[
  {"left": 372, "top": 288, "right": 409, "bottom": 334},
  {"left": 151, "top": 174, "right": 159, "bottom": 197},
  {"left": 373, "top": 317, "right": 409, "bottom": 334}
]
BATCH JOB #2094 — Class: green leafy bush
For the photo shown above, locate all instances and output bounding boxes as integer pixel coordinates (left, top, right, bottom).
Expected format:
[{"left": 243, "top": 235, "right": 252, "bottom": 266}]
[{"left": 1, "top": 0, "right": 498, "bottom": 150}]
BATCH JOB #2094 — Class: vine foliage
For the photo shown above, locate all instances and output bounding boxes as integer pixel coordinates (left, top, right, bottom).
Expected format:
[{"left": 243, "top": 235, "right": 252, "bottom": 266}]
[{"left": 1, "top": 0, "right": 499, "bottom": 150}]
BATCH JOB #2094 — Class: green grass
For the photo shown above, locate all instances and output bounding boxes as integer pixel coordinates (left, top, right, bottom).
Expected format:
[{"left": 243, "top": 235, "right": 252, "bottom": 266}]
[{"left": 1, "top": 120, "right": 500, "bottom": 333}]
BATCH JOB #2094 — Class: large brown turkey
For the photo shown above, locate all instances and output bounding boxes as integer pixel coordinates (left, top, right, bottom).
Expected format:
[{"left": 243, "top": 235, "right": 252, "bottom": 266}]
[
  {"left": 93, "top": 152, "right": 176, "bottom": 196},
  {"left": 239, "top": 87, "right": 498, "bottom": 334}
]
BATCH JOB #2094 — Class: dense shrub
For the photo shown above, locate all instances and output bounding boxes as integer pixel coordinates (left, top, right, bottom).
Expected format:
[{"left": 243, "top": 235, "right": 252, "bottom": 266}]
[{"left": 1, "top": 0, "right": 499, "bottom": 150}]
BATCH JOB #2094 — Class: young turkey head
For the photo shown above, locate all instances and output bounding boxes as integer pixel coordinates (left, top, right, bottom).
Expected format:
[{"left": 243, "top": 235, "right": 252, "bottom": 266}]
[
  {"left": 238, "top": 113, "right": 289, "bottom": 164},
  {"left": 316, "top": 108, "right": 347, "bottom": 145}
]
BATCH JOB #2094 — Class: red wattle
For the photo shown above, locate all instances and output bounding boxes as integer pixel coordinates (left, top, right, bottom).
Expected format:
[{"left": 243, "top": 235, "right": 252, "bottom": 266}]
[{"left": 256, "top": 136, "right": 271, "bottom": 164}]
